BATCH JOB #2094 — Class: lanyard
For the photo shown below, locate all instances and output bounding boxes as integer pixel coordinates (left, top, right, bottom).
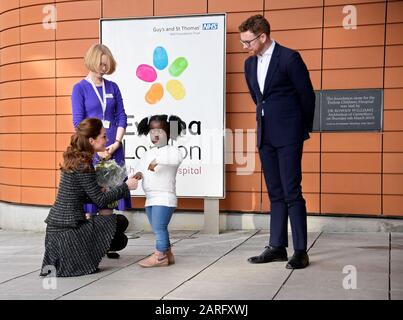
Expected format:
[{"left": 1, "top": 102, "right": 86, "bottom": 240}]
[{"left": 86, "top": 76, "right": 107, "bottom": 119}]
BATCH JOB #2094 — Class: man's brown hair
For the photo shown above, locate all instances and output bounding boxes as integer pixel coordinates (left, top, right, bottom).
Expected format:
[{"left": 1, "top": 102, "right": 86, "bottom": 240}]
[{"left": 238, "top": 14, "right": 270, "bottom": 36}]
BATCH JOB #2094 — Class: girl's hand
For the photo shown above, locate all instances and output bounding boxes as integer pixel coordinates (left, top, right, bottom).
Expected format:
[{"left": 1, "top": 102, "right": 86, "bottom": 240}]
[
  {"left": 148, "top": 159, "right": 158, "bottom": 172},
  {"left": 133, "top": 172, "right": 143, "bottom": 180}
]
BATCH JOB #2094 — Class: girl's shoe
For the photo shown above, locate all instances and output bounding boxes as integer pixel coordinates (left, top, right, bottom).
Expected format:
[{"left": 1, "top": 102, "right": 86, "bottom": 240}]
[
  {"left": 167, "top": 247, "right": 175, "bottom": 265},
  {"left": 138, "top": 252, "right": 169, "bottom": 268}
]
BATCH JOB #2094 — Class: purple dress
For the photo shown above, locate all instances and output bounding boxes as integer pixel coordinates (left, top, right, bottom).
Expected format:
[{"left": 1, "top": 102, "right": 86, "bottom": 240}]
[{"left": 71, "top": 78, "right": 131, "bottom": 213}]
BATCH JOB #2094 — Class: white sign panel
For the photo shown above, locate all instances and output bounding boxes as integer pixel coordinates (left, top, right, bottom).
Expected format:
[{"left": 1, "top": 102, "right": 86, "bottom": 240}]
[{"left": 101, "top": 14, "right": 226, "bottom": 198}]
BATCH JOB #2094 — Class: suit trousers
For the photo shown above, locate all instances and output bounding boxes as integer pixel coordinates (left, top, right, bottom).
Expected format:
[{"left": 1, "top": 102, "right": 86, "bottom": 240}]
[{"left": 259, "top": 141, "right": 308, "bottom": 251}]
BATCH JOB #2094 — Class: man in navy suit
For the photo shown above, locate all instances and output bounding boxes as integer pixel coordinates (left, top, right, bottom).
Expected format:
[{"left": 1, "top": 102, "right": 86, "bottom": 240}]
[{"left": 239, "top": 15, "right": 315, "bottom": 269}]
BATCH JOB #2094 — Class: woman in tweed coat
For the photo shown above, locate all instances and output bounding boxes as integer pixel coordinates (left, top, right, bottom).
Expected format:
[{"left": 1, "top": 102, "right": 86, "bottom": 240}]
[{"left": 40, "top": 118, "right": 139, "bottom": 277}]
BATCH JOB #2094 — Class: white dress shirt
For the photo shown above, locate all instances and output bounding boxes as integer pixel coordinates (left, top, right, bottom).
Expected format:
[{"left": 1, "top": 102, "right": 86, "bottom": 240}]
[
  {"left": 136, "top": 145, "right": 184, "bottom": 207},
  {"left": 257, "top": 40, "right": 276, "bottom": 94}
]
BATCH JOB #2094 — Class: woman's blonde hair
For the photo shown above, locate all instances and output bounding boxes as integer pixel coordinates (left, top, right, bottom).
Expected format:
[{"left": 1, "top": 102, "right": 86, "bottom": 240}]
[
  {"left": 61, "top": 118, "right": 103, "bottom": 172},
  {"left": 84, "top": 44, "right": 116, "bottom": 75}
]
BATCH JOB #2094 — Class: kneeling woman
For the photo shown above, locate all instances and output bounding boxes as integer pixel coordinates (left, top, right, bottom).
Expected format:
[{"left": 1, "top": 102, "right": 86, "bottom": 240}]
[{"left": 40, "top": 118, "right": 138, "bottom": 277}]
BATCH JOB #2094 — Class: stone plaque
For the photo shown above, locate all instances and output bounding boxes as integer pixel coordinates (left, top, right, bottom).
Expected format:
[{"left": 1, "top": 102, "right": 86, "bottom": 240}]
[
  {"left": 320, "top": 89, "right": 383, "bottom": 131},
  {"left": 312, "top": 91, "right": 321, "bottom": 132}
]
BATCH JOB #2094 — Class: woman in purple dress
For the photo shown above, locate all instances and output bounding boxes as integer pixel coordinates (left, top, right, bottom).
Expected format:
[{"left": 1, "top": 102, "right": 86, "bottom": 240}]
[{"left": 71, "top": 44, "right": 132, "bottom": 239}]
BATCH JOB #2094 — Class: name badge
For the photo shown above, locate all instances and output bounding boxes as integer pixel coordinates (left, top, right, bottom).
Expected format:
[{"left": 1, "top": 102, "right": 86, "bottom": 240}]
[
  {"left": 102, "top": 120, "right": 110, "bottom": 129},
  {"left": 105, "top": 93, "right": 114, "bottom": 98}
]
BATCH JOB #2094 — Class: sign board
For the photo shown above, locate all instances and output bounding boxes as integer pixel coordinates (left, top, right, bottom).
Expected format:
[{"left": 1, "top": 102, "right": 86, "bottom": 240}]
[
  {"left": 101, "top": 14, "right": 226, "bottom": 198},
  {"left": 320, "top": 89, "right": 383, "bottom": 131}
]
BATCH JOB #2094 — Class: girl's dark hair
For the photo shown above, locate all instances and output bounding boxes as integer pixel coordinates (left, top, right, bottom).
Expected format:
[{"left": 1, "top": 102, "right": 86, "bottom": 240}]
[
  {"left": 61, "top": 118, "right": 103, "bottom": 172},
  {"left": 137, "top": 114, "right": 186, "bottom": 140}
]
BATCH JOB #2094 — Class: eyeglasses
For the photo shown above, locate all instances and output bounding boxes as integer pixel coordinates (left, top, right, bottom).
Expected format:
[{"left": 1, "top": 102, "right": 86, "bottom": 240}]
[{"left": 239, "top": 33, "right": 263, "bottom": 47}]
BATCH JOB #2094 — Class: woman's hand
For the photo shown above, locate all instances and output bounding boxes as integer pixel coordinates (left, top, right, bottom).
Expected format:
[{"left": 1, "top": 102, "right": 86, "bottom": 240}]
[
  {"left": 106, "top": 141, "right": 121, "bottom": 156},
  {"left": 97, "top": 150, "right": 110, "bottom": 160},
  {"left": 125, "top": 177, "right": 139, "bottom": 190}
]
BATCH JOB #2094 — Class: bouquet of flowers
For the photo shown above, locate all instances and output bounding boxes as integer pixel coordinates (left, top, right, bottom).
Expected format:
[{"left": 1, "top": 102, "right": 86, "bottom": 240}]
[{"left": 95, "top": 159, "right": 127, "bottom": 209}]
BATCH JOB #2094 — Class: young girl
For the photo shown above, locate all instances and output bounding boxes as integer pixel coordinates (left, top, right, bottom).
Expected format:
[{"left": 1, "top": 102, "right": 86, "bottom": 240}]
[{"left": 134, "top": 114, "right": 185, "bottom": 268}]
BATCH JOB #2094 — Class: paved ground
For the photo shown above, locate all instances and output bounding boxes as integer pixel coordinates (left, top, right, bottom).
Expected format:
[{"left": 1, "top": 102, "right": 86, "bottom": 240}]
[{"left": 0, "top": 229, "right": 402, "bottom": 300}]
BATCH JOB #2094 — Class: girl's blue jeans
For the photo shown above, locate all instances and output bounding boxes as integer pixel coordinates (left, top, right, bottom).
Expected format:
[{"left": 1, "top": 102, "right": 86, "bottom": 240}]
[{"left": 145, "top": 206, "right": 175, "bottom": 253}]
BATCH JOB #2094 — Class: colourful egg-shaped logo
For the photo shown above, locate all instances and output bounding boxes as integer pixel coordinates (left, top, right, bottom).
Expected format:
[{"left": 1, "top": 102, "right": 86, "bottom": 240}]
[
  {"left": 166, "top": 80, "right": 186, "bottom": 100},
  {"left": 168, "top": 57, "right": 188, "bottom": 77},
  {"left": 136, "top": 64, "right": 157, "bottom": 82},
  {"left": 153, "top": 46, "right": 168, "bottom": 70},
  {"left": 145, "top": 83, "right": 164, "bottom": 104}
]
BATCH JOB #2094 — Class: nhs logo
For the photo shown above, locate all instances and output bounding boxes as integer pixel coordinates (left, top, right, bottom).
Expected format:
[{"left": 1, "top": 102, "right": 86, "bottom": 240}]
[{"left": 202, "top": 23, "right": 218, "bottom": 30}]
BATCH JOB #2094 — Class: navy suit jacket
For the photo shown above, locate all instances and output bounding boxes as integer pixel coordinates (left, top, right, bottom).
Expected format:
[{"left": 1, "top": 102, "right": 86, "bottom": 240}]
[{"left": 244, "top": 42, "right": 316, "bottom": 148}]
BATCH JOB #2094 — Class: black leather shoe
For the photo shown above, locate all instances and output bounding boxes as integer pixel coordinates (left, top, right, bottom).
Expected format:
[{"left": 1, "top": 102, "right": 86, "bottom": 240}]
[
  {"left": 247, "top": 246, "right": 288, "bottom": 264},
  {"left": 286, "top": 251, "right": 309, "bottom": 269}
]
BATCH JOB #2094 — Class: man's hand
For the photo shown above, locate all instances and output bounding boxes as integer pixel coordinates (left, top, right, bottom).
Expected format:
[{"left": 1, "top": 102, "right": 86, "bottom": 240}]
[{"left": 148, "top": 159, "right": 158, "bottom": 172}]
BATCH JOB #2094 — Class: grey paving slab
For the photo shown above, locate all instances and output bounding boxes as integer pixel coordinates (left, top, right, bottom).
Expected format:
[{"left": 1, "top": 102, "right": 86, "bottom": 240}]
[
  {"left": 390, "top": 271, "right": 403, "bottom": 290},
  {"left": 165, "top": 280, "right": 280, "bottom": 300},
  {"left": 176, "top": 231, "right": 255, "bottom": 246},
  {"left": 105, "top": 255, "right": 219, "bottom": 281},
  {"left": 306, "top": 254, "right": 388, "bottom": 273},
  {"left": 190, "top": 265, "right": 291, "bottom": 285},
  {"left": 0, "top": 254, "right": 43, "bottom": 264},
  {"left": 0, "top": 234, "right": 44, "bottom": 244},
  {"left": 119, "top": 244, "right": 156, "bottom": 256},
  {"left": 391, "top": 259, "right": 403, "bottom": 274},
  {"left": 124, "top": 230, "right": 196, "bottom": 246},
  {"left": 0, "top": 276, "right": 96, "bottom": 300},
  {"left": 274, "top": 286, "right": 388, "bottom": 300},
  {"left": 316, "top": 232, "right": 389, "bottom": 248},
  {"left": 391, "top": 233, "right": 403, "bottom": 262},
  {"left": 97, "top": 254, "right": 144, "bottom": 269},
  {"left": 392, "top": 233, "right": 403, "bottom": 241},
  {"left": 0, "top": 245, "right": 41, "bottom": 255},
  {"left": 207, "top": 250, "right": 290, "bottom": 270},
  {"left": 306, "top": 243, "right": 389, "bottom": 273},
  {"left": 0, "top": 294, "right": 54, "bottom": 300},
  {"left": 391, "top": 249, "right": 403, "bottom": 262},
  {"left": 283, "top": 269, "right": 389, "bottom": 291},
  {"left": 0, "top": 256, "right": 151, "bottom": 300},
  {"left": 239, "top": 232, "right": 321, "bottom": 251},
  {"left": 170, "top": 244, "right": 242, "bottom": 257},
  {"left": 391, "top": 290, "right": 403, "bottom": 300},
  {"left": 105, "top": 263, "right": 200, "bottom": 282},
  {"left": 0, "top": 266, "right": 40, "bottom": 284},
  {"left": 16, "top": 246, "right": 45, "bottom": 255},
  {"left": 0, "top": 231, "right": 44, "bottom": 242},
  {"left": 0, "top": 230, "right": 400, "bottom": 300},
  {"left": 166, "top": 232, "right": 256, "bottom": 257},
  {"left": 58, "top": 278, "right": 181, "bottom": 300}
]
